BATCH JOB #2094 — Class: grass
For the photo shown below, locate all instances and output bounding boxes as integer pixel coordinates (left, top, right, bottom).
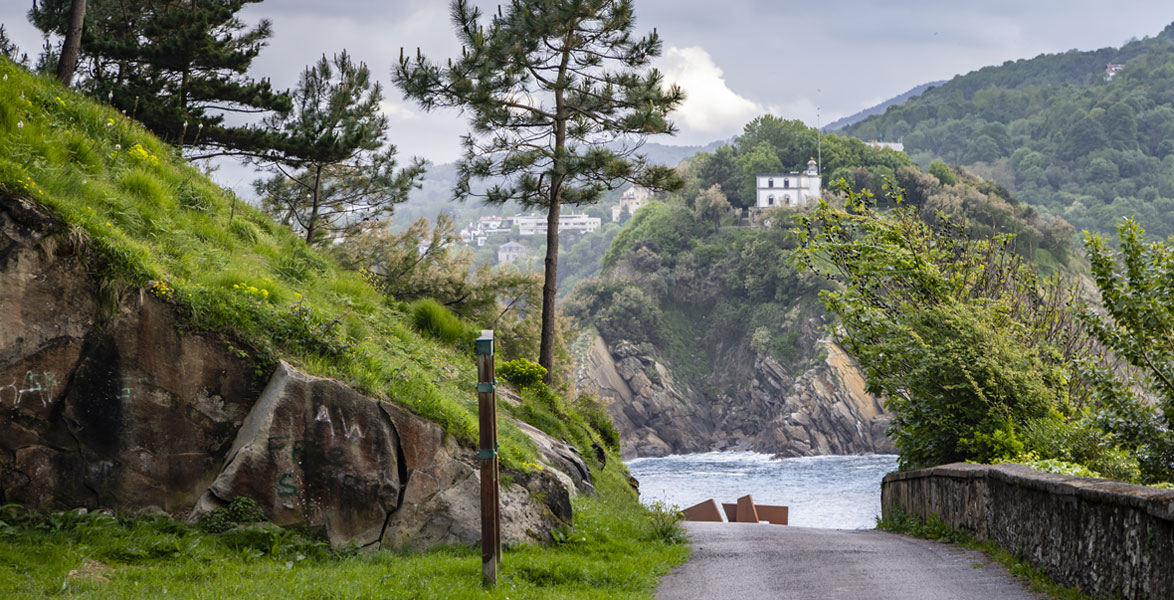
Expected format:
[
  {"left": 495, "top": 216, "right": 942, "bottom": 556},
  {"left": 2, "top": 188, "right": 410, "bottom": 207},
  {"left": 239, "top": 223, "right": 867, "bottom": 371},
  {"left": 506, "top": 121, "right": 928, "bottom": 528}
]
[
  {"left": 0, "top": 460, "right": 687, "bottom": 599},
  {"left": 876, "top": 510, "right": 1093, "bottom": 600},
  {"left": 0, "top": 56, "right": 689, "bottom": 598},
  {"left": 0, "top": 56, "right": 540, "bottom": 466}
]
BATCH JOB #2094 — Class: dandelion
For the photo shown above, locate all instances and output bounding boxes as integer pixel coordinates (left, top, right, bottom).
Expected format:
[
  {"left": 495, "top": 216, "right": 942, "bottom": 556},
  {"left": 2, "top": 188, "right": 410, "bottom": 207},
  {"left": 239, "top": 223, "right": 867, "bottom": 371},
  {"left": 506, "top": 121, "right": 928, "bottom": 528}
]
[
  {"left": 114, "top": 144, "right": 121, "bottom": 151},
  {"left": 105, "top": 222, "right": 112, "bottom": 227},
  {"left": 16, "top": 121, "right": 23, "bottom": 131},
  {"left": 2, "top": 73, "right": 7, "bottom": 81},
  {"left": 106, "top": 119, "right": 114, "bottom": 128}
]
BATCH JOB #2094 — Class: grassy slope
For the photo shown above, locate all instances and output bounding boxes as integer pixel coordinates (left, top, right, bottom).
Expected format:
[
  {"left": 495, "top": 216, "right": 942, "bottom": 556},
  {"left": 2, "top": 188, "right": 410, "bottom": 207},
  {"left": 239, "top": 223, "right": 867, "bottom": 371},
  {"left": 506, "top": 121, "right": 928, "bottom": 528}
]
[
  {"left": 0, "top": 55, "right": 532, "bottom": 463},
  {"left": 0, "top": 463, "right": 686, "bottom": 599},
  {"left": 0, "top": 59, "right": 687, "bottom": 598}
]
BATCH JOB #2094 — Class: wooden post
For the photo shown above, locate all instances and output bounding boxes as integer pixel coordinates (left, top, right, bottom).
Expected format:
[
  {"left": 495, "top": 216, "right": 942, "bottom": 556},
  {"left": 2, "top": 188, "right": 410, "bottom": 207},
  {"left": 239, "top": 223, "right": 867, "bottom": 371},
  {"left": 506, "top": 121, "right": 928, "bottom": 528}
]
[{"left": 475, "top": 330, "right": 500, "bottom": 586}]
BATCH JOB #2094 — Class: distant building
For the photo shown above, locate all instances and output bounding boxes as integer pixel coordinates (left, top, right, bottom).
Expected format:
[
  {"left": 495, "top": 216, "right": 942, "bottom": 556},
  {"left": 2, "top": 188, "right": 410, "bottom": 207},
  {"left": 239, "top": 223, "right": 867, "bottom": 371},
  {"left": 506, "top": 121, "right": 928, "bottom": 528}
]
[
  {"left": 1106, "top": 63, "right": 1125, "bottom": 81},
  {"left": 867, "top": 140, "right": 905, "bottom": 152},
  {"left": 497, "top": 241, "right": 529, "bottom": 266},
  {"left": 511, "top": 212, "right": 601, "bottom": 236},
  {"left": 458, "top": 215, "right": 512, "bottom": 246},
  {"left": 756, "top": 159, "right": 821, "bottom": 209},
  {"left": 612, "top": 185, "right": 652, "bottom": 221}
]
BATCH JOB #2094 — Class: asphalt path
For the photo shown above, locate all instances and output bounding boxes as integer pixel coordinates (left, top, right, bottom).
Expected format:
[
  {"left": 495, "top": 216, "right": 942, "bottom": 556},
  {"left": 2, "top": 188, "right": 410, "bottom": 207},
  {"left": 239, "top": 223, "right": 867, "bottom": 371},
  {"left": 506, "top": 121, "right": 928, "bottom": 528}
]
[{"left": 656, "top": 522, "right": 1047, "bottom": 600}]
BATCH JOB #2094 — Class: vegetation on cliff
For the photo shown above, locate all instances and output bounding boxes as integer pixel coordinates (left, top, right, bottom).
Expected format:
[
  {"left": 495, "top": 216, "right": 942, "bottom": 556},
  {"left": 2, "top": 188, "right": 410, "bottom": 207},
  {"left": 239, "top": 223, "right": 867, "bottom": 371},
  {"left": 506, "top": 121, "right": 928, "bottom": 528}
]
[{"left": 569, "top": 117, "right": 1075, "bottom": 395}]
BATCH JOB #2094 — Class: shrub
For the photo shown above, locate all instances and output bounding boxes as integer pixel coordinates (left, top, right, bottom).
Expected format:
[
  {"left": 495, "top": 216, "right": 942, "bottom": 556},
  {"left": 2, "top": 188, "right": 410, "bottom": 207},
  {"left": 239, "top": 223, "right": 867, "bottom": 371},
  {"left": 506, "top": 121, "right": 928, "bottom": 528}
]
[
  {"left": 500, "top": 358, "right": 547, "bottom": 387},
  {"left": 575, "top": 393, "right": 620, "bottom": 452},
  {"left": 198, "top": 496, "right": 267, "bottom": 534},
  {"left": 409, "top": 298, "right": 473, "bottom": 347}
]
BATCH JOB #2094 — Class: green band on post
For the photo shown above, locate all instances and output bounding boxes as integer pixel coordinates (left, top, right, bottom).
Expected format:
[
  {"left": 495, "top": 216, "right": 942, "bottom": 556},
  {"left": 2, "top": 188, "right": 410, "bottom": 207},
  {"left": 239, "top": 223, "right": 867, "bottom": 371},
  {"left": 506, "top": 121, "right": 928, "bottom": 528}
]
[
  {"left": 475, "top": 334, "right": 494, "bottom": 356},
  {"left": 477, "top": 448, "right": 497, "bottom": 460},
  {"left": 476, "top": 379, "right": 497, "bottom": 393}
]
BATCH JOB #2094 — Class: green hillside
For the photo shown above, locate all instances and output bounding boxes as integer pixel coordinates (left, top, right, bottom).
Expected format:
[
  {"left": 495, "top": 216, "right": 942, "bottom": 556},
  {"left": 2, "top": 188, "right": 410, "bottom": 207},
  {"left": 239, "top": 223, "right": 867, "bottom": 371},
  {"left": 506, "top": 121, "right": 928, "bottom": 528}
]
[
  {"left": 843, "top": 22, "right": 1174, "bottom": 239},
  {"left": 0, "top": 55, "right": 688, "bottom": 599}
]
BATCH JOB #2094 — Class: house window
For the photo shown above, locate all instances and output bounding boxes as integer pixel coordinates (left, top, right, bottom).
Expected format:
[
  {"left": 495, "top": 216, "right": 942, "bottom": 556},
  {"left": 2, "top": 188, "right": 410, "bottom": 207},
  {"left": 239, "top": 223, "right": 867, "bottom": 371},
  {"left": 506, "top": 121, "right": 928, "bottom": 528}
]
[
  {"left": 784, "top": 179, "right": 790, "bottom": 188},
  {"left": 768, "top": 194, "right": 775, "bottom": 206},
  {"left": 784, "top": 194, "right": 791, "bottom": 205},
  {"left": 767, "top": 178, "right": 774, "bottom": 188}
]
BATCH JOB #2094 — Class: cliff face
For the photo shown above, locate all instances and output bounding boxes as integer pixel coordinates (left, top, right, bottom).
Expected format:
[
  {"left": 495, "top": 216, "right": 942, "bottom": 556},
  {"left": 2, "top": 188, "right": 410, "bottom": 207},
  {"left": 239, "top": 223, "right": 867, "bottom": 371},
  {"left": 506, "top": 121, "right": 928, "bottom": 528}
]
[
  {"left": 578, "top": 335, "right": 894, "bottom": 460},
  {"left": 0, "top": 195, "right": 582, "bottom": 549}
]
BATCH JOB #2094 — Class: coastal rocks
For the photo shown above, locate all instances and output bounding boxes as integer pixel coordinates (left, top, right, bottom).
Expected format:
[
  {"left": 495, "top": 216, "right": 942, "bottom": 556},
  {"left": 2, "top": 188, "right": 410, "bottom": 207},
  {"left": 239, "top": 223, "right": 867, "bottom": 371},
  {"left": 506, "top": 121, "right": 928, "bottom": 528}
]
[{"left": 578, "top": 334, "right": 894, "bottom": 459}]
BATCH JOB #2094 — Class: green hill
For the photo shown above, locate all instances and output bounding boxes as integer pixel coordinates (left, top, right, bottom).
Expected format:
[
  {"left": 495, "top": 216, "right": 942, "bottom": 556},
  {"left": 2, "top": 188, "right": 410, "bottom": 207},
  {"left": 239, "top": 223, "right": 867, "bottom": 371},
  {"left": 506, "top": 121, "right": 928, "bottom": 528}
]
[
  {"left": 0, "top": 55, "right": 688, "bottom": 598},
  {"left": 843, "top": 22, "right": 1174, "bottom": 239}
]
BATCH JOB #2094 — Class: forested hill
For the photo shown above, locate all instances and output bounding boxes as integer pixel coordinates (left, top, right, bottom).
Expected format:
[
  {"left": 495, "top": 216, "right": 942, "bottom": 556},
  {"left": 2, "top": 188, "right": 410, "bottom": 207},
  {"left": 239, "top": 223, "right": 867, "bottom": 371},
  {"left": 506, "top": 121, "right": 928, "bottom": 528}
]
[
  {"left": 823, "top": 80, "right": 945, "bottom": 132},
  {"left": 842, "top": 22, "right": 1174, "bottom": 239}
]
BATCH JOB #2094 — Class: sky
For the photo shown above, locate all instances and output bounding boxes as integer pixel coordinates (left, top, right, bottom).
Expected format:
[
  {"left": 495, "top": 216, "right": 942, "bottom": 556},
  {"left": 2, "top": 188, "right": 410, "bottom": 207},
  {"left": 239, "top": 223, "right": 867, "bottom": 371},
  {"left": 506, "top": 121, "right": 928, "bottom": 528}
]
[{"left": 2, "top": 0, "right": 1173, "bottom": 189}]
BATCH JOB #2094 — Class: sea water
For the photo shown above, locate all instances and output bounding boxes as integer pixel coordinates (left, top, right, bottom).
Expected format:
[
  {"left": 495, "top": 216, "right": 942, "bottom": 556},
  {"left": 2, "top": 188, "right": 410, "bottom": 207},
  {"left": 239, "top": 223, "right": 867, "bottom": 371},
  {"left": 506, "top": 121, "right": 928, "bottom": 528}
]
[{"left": 626, "top": 452, "right": 899, "bottom": 529}]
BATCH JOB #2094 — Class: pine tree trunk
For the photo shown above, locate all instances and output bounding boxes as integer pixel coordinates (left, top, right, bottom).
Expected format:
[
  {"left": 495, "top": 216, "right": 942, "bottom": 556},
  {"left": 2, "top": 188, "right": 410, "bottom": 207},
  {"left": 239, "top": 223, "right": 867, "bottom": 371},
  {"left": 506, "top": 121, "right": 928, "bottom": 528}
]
[
  {"left": 539, "top": 199, "right": 561, "bottom": 383},
  {"left": 305, "top": 166, "right": 322, "bottom": 244},
  {"left": 56, "top": 0, "right": 87, "bottom": 85}
]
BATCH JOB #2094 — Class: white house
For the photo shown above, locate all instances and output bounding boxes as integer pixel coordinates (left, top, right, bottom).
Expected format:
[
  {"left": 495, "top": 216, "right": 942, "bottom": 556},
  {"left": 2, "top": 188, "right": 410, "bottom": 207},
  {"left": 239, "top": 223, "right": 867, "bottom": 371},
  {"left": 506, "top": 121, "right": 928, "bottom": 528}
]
[
  {"left": 511, "top": 212, "right": 601, "bottom": 235},
  {"left": 756, "top": 159, "right": 821, "bottom": 208},
  {"left": 612, "top": 185, "right": 652, "bottom": 221},
  {"left": 497, "top": 241, "right": 530, "bottom": 266}
]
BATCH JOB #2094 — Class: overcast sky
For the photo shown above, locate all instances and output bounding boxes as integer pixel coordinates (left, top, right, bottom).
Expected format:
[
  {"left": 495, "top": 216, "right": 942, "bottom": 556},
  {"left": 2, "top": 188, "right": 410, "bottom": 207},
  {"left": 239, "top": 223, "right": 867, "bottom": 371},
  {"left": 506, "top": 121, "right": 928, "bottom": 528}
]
[{"left": 3, "top": 0, "right": 1173, "bottom": 185}]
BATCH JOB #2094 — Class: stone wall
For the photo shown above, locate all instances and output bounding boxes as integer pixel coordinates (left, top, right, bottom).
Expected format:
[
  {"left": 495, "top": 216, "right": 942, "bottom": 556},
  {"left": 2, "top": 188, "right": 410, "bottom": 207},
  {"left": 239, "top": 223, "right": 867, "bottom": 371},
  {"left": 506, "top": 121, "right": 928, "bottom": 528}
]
[{"left": 882, "top": 463, "right": 1174, "bottom": 599}]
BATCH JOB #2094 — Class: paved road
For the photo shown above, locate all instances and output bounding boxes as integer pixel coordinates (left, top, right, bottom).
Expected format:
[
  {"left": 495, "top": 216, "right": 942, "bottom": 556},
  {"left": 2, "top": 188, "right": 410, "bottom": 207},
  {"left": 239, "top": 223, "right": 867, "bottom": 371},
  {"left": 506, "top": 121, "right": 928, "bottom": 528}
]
[{"left": 656, "top": 522, "right": 1046, "bottom": 600}]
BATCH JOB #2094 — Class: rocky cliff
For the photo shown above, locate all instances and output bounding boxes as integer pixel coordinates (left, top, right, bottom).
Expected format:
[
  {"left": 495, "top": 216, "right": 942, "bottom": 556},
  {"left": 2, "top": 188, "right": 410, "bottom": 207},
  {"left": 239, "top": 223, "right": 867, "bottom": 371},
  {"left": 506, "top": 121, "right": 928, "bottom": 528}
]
[
  {"left": 0, "top": 194, "right": 585, "bottom": 549},
  {"left": 577, "top": 335, "right": 894, "bottom": 460}
]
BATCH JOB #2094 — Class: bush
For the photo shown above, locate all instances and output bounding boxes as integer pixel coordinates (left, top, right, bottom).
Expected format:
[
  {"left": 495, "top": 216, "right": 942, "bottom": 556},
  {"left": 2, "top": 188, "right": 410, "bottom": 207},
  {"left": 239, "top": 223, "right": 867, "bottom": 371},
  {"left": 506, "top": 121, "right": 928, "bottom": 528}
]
[
  {"left": 575, "top": 393, "right": 620, "bottom": 452},
  {"left": 198, "top": 496, "right": 267, "bottom": 534},
  {"left": 500, "top": 358, "right": 547, "bottom": 387},
  {"left": 409, "top": 298, "right": 473, "bottom": 347}
]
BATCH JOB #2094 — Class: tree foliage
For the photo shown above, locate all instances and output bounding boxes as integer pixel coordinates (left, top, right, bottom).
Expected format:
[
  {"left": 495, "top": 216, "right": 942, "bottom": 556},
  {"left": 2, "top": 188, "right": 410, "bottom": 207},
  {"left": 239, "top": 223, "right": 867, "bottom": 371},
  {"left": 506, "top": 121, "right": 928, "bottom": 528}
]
[
  {"left": 793, "top": 184, "right": 1125, "bottom": 471},
  {"left": 1085, "top": 219, "right": 1174, "bottom": 424},
  {"left": 335, "top": 215, "right": 548, "bottom": 366},
  {"left": 29, "top": 0, "right": 290, "bottom": 154},
  {"left": 254, "top": 51, "right": 425, "bottom": 245},
  {"left": 394, "top": 0, "right": 684, "bottom": 382},
  {"left": 692, "top": 184, "right": 730, "bottom": 233}
]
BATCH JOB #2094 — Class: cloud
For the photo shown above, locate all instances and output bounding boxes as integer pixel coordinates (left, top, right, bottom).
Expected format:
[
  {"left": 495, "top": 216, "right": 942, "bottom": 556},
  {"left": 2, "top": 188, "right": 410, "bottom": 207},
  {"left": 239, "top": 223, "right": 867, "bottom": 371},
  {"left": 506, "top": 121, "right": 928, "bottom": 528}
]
[
  {"left": 656, "top": 46, "right": 766, "bottom": 142},
  {"left": 379, "top": 100, "right": 419, "bottom": 121}
]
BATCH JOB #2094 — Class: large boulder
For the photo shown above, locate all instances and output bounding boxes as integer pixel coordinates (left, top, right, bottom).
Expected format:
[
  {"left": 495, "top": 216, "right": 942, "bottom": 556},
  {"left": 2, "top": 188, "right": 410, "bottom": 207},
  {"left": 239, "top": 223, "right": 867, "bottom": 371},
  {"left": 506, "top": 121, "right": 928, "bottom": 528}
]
[
  {"left": 193, "top": 362, "right": 571, "bottom": 550},
  {"left": 1, "top": 196, "right": 262, "bottom": 511}
]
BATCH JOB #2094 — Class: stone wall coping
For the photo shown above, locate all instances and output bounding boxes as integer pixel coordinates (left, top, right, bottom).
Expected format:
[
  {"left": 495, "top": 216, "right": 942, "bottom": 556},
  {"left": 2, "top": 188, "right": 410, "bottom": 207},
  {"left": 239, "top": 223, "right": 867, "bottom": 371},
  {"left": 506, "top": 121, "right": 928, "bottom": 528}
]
[{"left": 883, "top": 463, "right": 1174, "bottom": 521}]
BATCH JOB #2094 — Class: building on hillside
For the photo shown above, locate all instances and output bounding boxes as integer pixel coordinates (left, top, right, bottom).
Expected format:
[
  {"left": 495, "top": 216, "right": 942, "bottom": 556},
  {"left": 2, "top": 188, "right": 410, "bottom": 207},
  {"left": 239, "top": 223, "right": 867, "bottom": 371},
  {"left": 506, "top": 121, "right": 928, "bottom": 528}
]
[
  {"left": 612, "top": 185, "right": 652, "bottom": 221},
  {"left": 756, "top": 158, "right": 821, "bottom": 208},
  {"left": 867, "top": 140, "right": 905, "bottom": 152},
  {"left": 458, "top": 215, "right": 511, "bottom": 246},
  {"left": 511, "top": 212, "right": 601, "bottom": 236},
  {"left": 497, "top": 241, "right": 530, "bottom": 266},
  {"left": 1106, "top": 63, "right": 1125, "bottom": 81}
]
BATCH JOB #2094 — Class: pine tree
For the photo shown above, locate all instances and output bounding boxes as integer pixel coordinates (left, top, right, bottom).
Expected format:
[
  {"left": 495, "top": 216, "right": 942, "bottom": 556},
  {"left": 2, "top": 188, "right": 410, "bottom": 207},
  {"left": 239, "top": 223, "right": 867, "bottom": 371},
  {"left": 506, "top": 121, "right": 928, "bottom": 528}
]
[
  {"left": 29, "top": 0, "right": 290, "bottom": 155},
  {"left": 395, "top": 0, "right": 683, "bottom": 381},
  {"left": 254, "top": 51, "right": 426, "bottom": 246}
]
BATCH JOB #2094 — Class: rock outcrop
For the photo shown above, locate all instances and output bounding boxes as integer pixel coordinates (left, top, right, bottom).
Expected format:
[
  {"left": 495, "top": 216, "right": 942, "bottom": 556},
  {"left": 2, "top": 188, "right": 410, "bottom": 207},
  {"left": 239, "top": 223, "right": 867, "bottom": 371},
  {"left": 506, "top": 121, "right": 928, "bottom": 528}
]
[
  {"left": 578, "top": 335, "right": 894, "bottom": 459},
  {"left": 1, "top": 194, "right": 577, "bottom": 549}
]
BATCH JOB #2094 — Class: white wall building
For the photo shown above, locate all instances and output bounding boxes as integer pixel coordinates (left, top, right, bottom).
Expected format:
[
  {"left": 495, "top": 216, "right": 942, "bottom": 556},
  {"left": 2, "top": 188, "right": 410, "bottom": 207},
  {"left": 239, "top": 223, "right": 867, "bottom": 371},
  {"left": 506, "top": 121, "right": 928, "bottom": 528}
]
[
  {"left": 612, "top": 185, "right": 652, "bottom": 221},
  {"left": 497, "top": 241, "right": 530, "bottom": 266},
  {"left": 511, "top": 212, "right": 601, "bottom": 236},
  {"left": 756, "top": 159, "right": 821, "bottom": 208}
]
